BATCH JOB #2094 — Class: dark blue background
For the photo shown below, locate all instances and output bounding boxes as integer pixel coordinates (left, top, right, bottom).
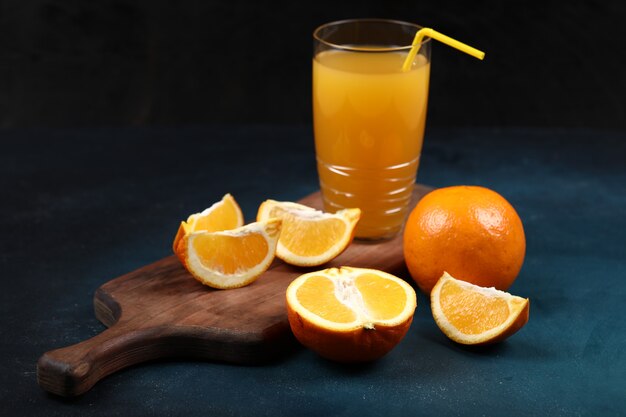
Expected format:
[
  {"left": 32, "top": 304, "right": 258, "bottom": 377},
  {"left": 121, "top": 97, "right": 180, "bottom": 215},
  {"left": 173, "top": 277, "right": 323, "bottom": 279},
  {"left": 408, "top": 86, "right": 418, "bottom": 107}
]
[
  {"left": 1, "top": 0, "right": 625, "bottom": 128},
  {"left": 1, "top": 126, "right": 625, "bottom": 416}
]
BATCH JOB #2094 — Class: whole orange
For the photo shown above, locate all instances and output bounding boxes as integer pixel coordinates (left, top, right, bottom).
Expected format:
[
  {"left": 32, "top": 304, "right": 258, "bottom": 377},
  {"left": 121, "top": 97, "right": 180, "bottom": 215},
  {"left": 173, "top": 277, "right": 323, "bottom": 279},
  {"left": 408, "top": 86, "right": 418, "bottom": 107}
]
[{"left": 403, "top": 186, "right": 526, "bottom": 294}]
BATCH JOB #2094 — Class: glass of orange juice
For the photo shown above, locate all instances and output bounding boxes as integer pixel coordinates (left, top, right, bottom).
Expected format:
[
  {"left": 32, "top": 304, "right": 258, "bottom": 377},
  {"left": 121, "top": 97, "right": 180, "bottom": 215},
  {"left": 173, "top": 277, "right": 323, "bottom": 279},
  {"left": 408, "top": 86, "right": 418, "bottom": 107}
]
[{"left": 313, "top": 19, "right": 431, "bottom": 239}]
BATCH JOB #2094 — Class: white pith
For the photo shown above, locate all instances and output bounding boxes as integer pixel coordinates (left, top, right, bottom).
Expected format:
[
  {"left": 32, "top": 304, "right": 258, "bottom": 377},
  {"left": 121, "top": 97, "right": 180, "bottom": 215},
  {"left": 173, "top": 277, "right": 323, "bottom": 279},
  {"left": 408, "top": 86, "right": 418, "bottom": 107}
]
[
  {"left": 185, "top": 219, "right": 280, "bottom": 288},
  {"left": 287, "top": 267, "right": 417, "bottom": 331},
  {"left": 258, "top": 200, "right": 359, "bottom": 265},
  {"left": 431, "top": 272, "right": 528, "bottom": 343},
  {"left": 333, "top": 273, "right": 374, "bottom": 328}
]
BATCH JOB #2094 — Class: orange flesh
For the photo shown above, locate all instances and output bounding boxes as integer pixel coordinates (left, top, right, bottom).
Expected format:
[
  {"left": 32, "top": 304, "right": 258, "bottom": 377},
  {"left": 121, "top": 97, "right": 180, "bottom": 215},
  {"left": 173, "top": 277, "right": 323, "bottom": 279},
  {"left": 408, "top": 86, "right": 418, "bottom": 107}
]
[
  {"left": 356, "top": 273, "right": 406, "bottom": 320},
  {"left": 440, "top": 279, "right": 509, "bottom": 335},
  {"left": 271, "top": 208, "right": 347, "bottom": 256},
  {"left": 192, "top": 233, "right": 268, "bottom": 274},
  {"left": 296, "top": 275, "right": 357, "bottom": 323},
  {"left": 295, "top": 272, "right": 409, "bottom": 324},
  {"left": 192, "top": 203, "right": 239, "bottom": 232}
]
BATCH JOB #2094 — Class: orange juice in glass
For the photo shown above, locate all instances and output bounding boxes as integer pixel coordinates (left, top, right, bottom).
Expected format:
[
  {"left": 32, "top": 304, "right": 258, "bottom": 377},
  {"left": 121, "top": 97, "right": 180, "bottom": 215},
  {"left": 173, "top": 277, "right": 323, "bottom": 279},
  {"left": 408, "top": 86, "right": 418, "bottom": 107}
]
[{"left": 313, "top": 19, "right": 431, "bottom": 239}]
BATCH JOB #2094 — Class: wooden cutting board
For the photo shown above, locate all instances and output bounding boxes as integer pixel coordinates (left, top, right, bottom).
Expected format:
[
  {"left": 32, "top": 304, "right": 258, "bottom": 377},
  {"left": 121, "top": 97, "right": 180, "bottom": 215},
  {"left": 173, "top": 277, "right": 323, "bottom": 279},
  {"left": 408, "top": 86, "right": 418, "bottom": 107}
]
[{"left": 37, "top": 186, "right": 431, "bottom": 397}]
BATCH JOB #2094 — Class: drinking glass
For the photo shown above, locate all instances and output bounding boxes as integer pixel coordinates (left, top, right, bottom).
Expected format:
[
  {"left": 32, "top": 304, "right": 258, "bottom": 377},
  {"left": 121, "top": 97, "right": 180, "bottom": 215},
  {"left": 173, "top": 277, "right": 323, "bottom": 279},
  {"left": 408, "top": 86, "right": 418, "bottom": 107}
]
[{"left": 313, "top": 19, "right": 432, "bottom": 239}]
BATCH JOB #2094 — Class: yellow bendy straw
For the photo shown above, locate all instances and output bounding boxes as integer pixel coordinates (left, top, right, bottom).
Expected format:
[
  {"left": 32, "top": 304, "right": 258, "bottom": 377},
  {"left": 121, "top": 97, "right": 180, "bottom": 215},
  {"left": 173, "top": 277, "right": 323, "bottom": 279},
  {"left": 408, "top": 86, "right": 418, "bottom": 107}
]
[{"left": 402, "top": 28, "right": 485, "bottom": 72}]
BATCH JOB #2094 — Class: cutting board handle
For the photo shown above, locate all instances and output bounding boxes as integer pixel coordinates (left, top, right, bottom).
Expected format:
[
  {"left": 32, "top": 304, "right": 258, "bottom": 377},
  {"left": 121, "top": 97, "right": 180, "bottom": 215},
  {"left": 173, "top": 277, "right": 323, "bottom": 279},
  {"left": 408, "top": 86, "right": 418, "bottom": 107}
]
[{"left": 37, "top": 324, "right": 163, "bottom": 397}]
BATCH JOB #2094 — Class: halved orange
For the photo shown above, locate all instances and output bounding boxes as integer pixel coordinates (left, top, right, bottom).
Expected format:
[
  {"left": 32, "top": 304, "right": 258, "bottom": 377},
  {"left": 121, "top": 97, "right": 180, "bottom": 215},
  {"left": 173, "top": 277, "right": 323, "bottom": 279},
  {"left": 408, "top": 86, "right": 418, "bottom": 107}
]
[
  {"left": 173, "top": 193, "right": 244, "bottom": 253},
  {"left": 431, "top": 272, "right": 530, "bottom": 345},
  {"left": 286, "top": 267, "right": 417, "bottom": 362},
  {"left": 176, "top": 218, "right": 281, "bottom": 289},
  {"left": 257, "top": 200, "right": 360, "bottom": 267}
]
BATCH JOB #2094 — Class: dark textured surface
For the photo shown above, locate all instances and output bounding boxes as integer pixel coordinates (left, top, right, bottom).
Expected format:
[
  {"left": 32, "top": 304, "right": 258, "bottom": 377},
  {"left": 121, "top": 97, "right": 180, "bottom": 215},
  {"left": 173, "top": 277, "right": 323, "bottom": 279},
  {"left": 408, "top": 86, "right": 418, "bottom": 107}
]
[
  {"left": 1, "top": 0, "right": 625, "bottom": 128},
  {"left": 1, "top": 126, "right": 625, "bottom": 416}
]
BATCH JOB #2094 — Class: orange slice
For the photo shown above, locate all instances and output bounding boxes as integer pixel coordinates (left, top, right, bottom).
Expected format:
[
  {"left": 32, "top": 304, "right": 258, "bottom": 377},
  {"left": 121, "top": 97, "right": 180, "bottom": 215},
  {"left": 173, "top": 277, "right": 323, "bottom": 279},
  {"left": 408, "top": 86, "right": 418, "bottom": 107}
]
[
  {"left": 176, "top": 218, "right": 281, "bottom": 289},
  {"left": 286, "top": 267, "right": 417, "bottom": 362},
  {"left": 257, "top": 200, "right": 360, "bottom": 266},
  {"left": 431, "top": 272, "right": 530, "bottom": 345},
  {"left": 173, "top": 194, "right": 244, "bottom": 253}
]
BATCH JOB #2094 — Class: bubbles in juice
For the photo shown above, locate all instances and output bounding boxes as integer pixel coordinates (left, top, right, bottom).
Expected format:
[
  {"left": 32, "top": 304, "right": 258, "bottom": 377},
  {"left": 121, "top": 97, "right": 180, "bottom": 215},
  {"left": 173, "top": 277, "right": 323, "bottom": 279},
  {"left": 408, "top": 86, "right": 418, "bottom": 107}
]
[{"left": 313, "top": 50, "right": 430, "bottom": 239}]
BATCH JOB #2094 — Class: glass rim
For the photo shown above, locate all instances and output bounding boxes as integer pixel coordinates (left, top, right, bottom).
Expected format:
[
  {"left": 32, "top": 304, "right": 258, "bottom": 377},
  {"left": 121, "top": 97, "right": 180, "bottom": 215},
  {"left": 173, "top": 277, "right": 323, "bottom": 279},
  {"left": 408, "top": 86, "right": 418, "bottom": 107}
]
[{"left": 313, "top": 18, "right": 431, "bottom": 52}]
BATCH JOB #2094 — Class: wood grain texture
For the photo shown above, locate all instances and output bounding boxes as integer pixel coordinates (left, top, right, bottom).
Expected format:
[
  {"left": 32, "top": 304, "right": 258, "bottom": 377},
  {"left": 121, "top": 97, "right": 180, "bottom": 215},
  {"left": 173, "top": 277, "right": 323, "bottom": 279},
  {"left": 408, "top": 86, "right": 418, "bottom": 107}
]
[{"left": 37, "top": 186, "right": 431, "bottom": 397}]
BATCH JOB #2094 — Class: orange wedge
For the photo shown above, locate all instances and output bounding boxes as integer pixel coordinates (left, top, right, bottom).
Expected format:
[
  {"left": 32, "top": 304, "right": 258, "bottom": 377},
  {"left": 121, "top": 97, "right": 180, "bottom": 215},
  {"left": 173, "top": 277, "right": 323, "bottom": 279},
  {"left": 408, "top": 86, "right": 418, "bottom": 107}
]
[
  {"left": 431, "top": 272, "right": 530, "bottom": 345},
  {"left": 257, "top": 200, "right": 360, "bottom": 267},
  {"left": 286, "top": 267, "right": 417, "bottom": 362},
  {"left": 175, "top": 218, "right": 281, "bottom": 289},
  {"left": 173, "top": 193, "right": 244, "bottom": 253}
]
